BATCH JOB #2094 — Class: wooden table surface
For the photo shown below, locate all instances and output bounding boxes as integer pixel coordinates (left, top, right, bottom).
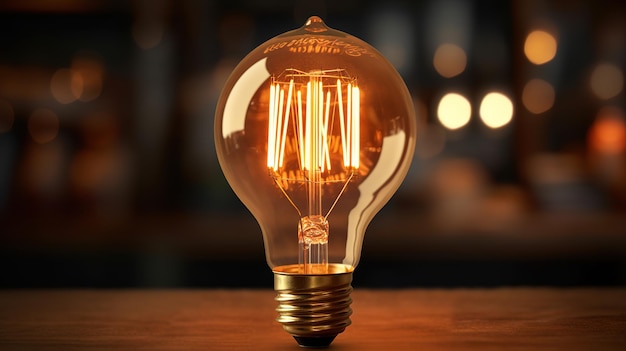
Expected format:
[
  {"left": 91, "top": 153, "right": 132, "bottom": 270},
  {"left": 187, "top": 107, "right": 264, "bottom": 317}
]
[{"left": 0, "top": 288, "right": 625, "bottom": 350}]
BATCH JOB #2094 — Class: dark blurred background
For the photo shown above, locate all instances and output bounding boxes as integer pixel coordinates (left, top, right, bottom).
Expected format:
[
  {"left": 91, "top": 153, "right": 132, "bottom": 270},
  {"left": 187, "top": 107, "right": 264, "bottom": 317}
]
[{"left": 0, "top": 0, "right": 625, "bottom": 288}]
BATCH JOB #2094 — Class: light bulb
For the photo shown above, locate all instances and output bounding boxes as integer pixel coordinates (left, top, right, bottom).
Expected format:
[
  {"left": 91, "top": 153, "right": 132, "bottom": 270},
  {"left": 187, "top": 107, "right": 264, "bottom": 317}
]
[{"left": 214, "top": 16, "right": 416, "bottom": 347}]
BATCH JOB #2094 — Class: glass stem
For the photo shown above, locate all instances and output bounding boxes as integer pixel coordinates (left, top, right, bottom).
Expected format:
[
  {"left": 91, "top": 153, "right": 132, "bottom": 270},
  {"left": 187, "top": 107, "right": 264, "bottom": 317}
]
[
  {"left": 298, "top": 214, "right": 329, "bottom": 274},
  {"left": 300, "top": 74, "right": 328, "bottom": 273}
]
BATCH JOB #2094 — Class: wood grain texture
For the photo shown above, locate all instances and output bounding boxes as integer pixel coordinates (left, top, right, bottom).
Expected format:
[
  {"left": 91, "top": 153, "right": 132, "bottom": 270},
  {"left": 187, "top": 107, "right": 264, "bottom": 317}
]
[{"left": 0, "top": 289, "right": 625, "bottom": 350}]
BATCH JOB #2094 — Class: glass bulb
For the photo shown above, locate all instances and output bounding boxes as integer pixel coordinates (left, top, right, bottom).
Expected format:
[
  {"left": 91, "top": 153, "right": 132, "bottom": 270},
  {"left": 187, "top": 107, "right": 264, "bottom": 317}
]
[{"left": 214, "top": 16, "right": 416, "bottom": 347}]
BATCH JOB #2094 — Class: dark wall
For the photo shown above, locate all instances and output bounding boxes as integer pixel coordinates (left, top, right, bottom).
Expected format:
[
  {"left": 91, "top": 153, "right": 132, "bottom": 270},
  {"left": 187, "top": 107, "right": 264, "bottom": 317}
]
[{"left": 0, "top": 0, "right": 625, "bottom": 288}]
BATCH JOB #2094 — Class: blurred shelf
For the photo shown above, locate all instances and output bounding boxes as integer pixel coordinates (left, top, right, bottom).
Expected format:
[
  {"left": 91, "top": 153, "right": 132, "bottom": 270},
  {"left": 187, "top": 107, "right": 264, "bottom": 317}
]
[
  {"left": 1, "top": 212, "right": 625, "bottom": 260},
  {"left": 1, "top": 212, "right": 625, "bottom": 288}
]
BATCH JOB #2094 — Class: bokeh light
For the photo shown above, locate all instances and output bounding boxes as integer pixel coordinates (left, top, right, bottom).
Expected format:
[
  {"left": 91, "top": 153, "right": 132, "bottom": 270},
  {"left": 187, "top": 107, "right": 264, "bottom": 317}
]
[
  {"left": 433, "top": 43, "right": 467, "bottom": 78},
  {"left": 0, "top": 99, "right": 14, "bottom": 133},
  {"left": 524, "top": 30, "right": 557, "bottom": 65},
  {"left": 590, "top": 63, "right": 623, "bottom": 100},
  {"left": 437, "top": 92, "right": 471, "bottom": 130},
  {"left": 522, "top": 78, "right": 555, "bottom": 114},
  {"left": 479, "top": 92, "right": 514, "bottom": 129},
  {"left": 71, "top": 53, "right": 104, "bottom": 102},
  {"left": 50, "top": 68, "right": 83, "bottom": 104},
  {"left": 28, "top": 108, "right": 59, "bottom": 144},
  {"left": 588, "top": 106, "right": 626, "bottom": 154}
]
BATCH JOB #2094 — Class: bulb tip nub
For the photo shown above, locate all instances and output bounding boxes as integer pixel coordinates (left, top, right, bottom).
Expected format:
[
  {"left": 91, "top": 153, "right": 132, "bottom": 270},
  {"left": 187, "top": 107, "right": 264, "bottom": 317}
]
[
  {"left": 306, "top": 16, "right": 323, "bottom": 23},
  {"left": 294, "top": 335, "right": 337, "bottom": 348},
  {"left": 304, "top": 16, "right": 328, "bottom": 33}
]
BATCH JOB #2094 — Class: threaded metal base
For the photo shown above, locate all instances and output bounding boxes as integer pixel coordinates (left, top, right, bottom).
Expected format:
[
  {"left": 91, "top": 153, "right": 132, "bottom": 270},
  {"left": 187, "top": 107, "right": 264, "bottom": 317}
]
[{"left": 273, "top": 264, "right": 354, "bottom": 348}]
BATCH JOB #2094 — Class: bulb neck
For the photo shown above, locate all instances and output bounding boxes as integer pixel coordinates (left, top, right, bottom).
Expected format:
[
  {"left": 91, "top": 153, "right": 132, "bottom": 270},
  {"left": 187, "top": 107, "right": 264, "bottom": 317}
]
[{"left": 273, "top": 264, "right": 354, "bottom": 348}]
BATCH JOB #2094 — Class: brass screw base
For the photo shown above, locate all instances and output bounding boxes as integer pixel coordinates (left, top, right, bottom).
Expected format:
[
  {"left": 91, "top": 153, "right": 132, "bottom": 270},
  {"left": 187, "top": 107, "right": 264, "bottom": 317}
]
[{"left": 273, "top": 264, "right": 354, "bottom": 348}]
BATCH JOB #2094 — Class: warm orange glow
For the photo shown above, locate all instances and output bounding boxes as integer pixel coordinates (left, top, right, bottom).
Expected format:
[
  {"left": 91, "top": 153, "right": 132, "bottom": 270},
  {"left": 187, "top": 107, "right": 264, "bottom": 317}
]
[
  {"left": 479, "top": 92, "right": 513, "bottom": 129},
  {"left": 71, "top": 54, "right": 104, "bottom": 102},
  {"left": 0, "top": 99, "right": 14, "bottom": 133},
  {"left": 215, "top": 16, "right": 416, "bottom": 284},
  {"left": 590, "top": 63, "right": 623, "bottom": 100},
  {"left": 0, "top": 65, "right": 49, "bottom": 100},
  {"left": 433, "top": 43, "right": 467, "bottom": 78},
  {"left": 267, "top": 69, "right": 360, "bottom": 173},
  {"left": 589, "top": 107, "right": 626, "bottom": 154},
  {"left": 437, "top": 93, "right": 471, "bottom": 130},
  {"left": 28, "top": 108, "right": 59, "bottom": 144},
  {"left": 50, "top": 68, "right": 83, "bottom": 104},
  {"left": 524, "top": 30, "right": 557, "bottom": 65},
  {"left": 522, "top": 78, "right": 555, "bottom": 114}
]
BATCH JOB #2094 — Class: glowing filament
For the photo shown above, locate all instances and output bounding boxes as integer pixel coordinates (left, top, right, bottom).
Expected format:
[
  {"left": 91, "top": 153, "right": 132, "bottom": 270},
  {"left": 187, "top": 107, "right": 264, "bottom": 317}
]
[
  {"left": 351, "top": 86, "right": 360, "bottom": 168},
  {"left": 267, "top": 70, "right": 360, "bottom": 174}
]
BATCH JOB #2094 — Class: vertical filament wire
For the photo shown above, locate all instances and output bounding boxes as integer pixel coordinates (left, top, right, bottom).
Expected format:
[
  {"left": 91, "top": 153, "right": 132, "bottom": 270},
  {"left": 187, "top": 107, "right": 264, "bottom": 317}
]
[{"left": 267, "top": 69, "right": 360, "bottom": 175}]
